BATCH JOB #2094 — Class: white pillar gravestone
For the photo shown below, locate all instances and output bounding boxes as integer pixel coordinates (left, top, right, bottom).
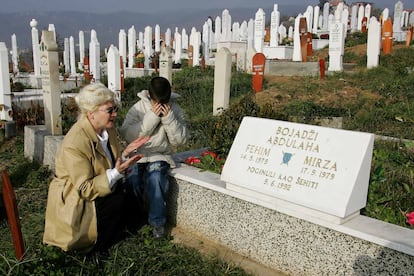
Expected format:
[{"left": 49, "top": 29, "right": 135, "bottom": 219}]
[
  {"left": 159, "top": 46, "right": 173, "bottom": 85},
  {"left": 213, "top": 47, "right": 231, "bottom": 116},
  {"left": 107, "top": 45, "right": 121, "bottom": 102},
  {"left": 30, "top": 19, "right": 41, "bottom": 77},
  {"left": 78, "top": 30, "right": 85, "bottom": 71},
  {"left": 328, "top": 21, "right": 345, "bottom": 72},
  {"left": 40, "top": 30, "right": 62, "bottom": 135},
  {"left": 11, "top": 34, "right": 19, "bottom": 74},
  {"left": 69, "top": 36, "right": 76, "bottom": 76},
  {"left": 0, "top": 42, "right": 13, "bottom": 121},
  {"left": 254, "top": 8, "right": 265, "bottom": 53},
  {"left": 367, "top": 17, "right": 381, "bottom": 69}
]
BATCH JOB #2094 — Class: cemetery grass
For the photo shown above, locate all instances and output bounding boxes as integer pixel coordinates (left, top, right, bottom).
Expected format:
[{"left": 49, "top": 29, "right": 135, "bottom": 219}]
[{"left": 0, "top": 135, "right": 253, "bottom": 274}]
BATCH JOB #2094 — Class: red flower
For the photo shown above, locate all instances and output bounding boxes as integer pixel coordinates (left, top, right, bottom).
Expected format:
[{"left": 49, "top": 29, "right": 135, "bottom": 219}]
[
  {"left": 406, "top": 211, "right": 414, "bottom": 226},
  {"left": 185, "top": 156, "right": 201, "bottom": 165},
  {"left": 201, "top": 150, "right": 217, "bottom": 159}
]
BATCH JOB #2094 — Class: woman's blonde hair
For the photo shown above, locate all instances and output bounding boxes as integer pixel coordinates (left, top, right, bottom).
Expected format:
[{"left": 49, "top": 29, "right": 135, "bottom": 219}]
[{"left": 75, "top": 83, "right": 116, "bottom": 120}]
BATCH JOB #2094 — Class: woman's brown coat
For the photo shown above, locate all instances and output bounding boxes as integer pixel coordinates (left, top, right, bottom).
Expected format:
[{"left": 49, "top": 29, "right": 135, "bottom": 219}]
[{"left": 43, "top": 117, "right": 122, "bottom": 252}]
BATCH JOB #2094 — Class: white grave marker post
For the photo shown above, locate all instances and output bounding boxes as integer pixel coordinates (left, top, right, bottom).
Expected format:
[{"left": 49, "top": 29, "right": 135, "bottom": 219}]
[
  {"left": 128, "top": 26, "right": 136, "bottom": 69},
  {"left": 270, "top": 4, "right": 280, "bottom": 47},
  {"left": 0, "top": 42, "right": 13, "bottom": 122},
  {"left": 69, "top": 36, "right": 76, "bottom": 76},
  {"left": 367, "top": 17, "right": 381, "bottom": 69},
  {"left": 222, "top": 117, "right": 375, "bottom": 224},
  {"left": 213, "top": 47, "right": 231, "bottom": 115},
  {"left": 78, "top": 31, "right": 85, "bottom": 71},
  {"left": 118, "top": 29, "right": 127, "bottom": 71},
  {"left": 11, "top": 34, "right": 19, "bottom": 74},
  {"left": 30, "top": 19, "right": 41, "bottom": 77},
  {"left": 254, "top": 8, "right": 265, "bottom": 53},
  {"left": 393, "top": 1, "right": 404, "bottom": 42},
  {"left": 40, "top": 31, "right": 62, "bottom": 135},
  {"left": 292, "top": 15, "right": 302, "bottom": 62},
  {"left": 159, "top": 46, "right": 173, "bottom": 85},
  {"left": 328, "top": 21, "right": 345, "bottom": 72},
  {"left": 63, "top": 38, "right": 70, "bottom": 74},
  {"left": 107, "top": 45, "right": 121, "bottom": 102},
  {"left": 143, "top": 27, "right": 153, "bottom": 69}
]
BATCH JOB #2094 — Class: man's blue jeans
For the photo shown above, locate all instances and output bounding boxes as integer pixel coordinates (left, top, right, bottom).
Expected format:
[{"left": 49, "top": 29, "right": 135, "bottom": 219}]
[{"left": 125, "top": 161, "right": 170, "bottom": 227}]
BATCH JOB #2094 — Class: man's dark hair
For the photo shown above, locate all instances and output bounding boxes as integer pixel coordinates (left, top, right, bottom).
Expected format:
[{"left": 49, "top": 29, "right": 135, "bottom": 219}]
[{"left": 149, "top": 76, "right": 171, "bottom": 104}]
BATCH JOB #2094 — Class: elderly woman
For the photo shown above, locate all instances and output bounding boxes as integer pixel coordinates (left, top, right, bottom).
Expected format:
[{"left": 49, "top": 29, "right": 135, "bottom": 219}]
[{"left": 43, "top": 83, "right": 149, "bottom": 253}]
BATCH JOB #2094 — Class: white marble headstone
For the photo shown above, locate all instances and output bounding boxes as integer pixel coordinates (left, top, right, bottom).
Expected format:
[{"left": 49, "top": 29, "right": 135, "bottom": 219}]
[{"left": 221, "top": 117, "right": 374, "bottom": 220}]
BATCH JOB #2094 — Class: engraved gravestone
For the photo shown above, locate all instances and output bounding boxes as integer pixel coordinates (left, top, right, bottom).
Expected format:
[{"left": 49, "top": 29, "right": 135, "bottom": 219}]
[{"left": 221, "top": 117, "right": 374, "bottom": 223}]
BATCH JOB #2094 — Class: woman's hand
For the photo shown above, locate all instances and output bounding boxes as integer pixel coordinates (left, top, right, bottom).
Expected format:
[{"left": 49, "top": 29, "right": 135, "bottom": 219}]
[
  {"left": 123, "top": 136, "right": 150, "bottom": 158},
  {"left": 115, "top": 154, "right": 143, "bottom": 174},
  {"left": 116, "top": 136, "right": 150, "bottom": 173}
]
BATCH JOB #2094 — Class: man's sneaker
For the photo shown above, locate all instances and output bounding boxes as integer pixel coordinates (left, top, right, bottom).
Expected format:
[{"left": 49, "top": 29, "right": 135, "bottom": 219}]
[{"left": 152, "top": 226, "right": 165, "bottom": 239}]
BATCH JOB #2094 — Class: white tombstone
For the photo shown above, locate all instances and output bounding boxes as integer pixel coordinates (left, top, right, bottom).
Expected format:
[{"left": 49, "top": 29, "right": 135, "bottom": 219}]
[
  {"left": 350, "top": 5, "right": 358, "bottom": 33},
  {"left": 409, "top": 12, "right": 414, "bottom": 27},
  {"left": 240, "top": 21, "right": 248, "bottom": 42},
  {"left": 254, "top": 9, "right": 265, "bottom": 53},
  {"left": 288, "top": 26, "right": 294, "bottom": 41},
  {"left": 245, "top": 47, "right": 256, "bottom": 74},
  {"left": 182, "top": 28, "right": 189, "bottom": 51},
  {"left": 128, "top": 26, "right": 136, "bottom": 69},
  {"left": 402, "top": 11, "right": 409, "bottom": 28},
  {"left": 48, "top": 24, "right": 56, "bottom": 43},
  {"left": 78, "top": 30, "right": 85, "bottom": 70},
  {"left": 154, "top": 25, "right": 161, "bottom": 53},
  {"left": 270, "top": 4, "right": 280, "bottom": 47},
  {"left": 313, "top": 6, "right": 320, "bottom": 34},
  {"left": 236, "top": 48, "right": 246, "bottom": 72},
  {"left": 159, "top": 46, "right": 173, "bottom": 85},
  {"left": 165, "top": 28, "right": 171, "bottom": 47},
  {"left": 107, "top": 45, "right": 121, "bottom": 102},
  {"left": 232, "top": 22, "right": 240, "bottom": 41},
  {"left": 222, "top": 9, "right": 232, "bottom": 41},
  {"left": 144, "top": 26, "right": 153, "bottom": 69},
  {"left": 292, "top": 14, "right": 302, "bottom": 62},
  {"left": 279, "top": 24, "right": 287, "bottom": 44},
  {"left": 215, "top": 16, "right": 222, "bottom": 44},
  {"left": 322, "top": 2, "right": 330, "bottom": 31},
  {"left": 137, "top": 31, "right": 144, "bottom": 51},
  {"left": 190, "top": 29, "right": 201, "bottom": 66},
  {"left": 328, "top": 21, "right": 345, "bottom": 72},
  {"left": 247, "top": 19, "right": 254, "bottom": 51},
  {"left": 342, "top": 8, "right": 349, "bottom": 36},
  {"left": 63, "top": 38, "right": 70, "bottom": 73},
  {"left": 11, "top": 34, "right": 18, "bottom": 74},
  {"left": 365, "top": 4, "right": 372, "bottom": 25},
  {"left": 202, "top": 22, "right": 211, "bottom": 62},
  {"left": 357, "top": 5, "right": 365, "bottom": 31},
  {"left": 69, "top": 36, "right": 76, "bottom": 76},
  {"left": 30, "top": 19, "right": 41, "bottom": 77},
  {"left": 40, "top": 30, "right": 62, "bottom": 135},
  {"left": 305, "top": 5, "right": 313, "bottom": 32},
  {"left": 118, "top": 29, "right": 127, "bottom": 70},
  {"left": 367, "top": 17, "right": 381, "bottom": 69},
  {"left": 0, "top": 42, "right": 13, "bottom": 121},
  {"left": 213, "top": 47, "right": 231, "bottom": 115},
  {"left": 206, "top": 17, "right": 214, "bottom": 50},
  {"left": 89, "top": 30, "right": 100, "bottom": 81},
  {"left": 393, "top": 1, "right": 404, "bottom": 41},
  {"left": 174, "top": 32, "right": 182, "bottom": 64},
  {"left": 382, "top": 8, "right": 389, "bottom": 22},
  {"left": 221, "top": 117, "right": 375, "bottom": 223}
]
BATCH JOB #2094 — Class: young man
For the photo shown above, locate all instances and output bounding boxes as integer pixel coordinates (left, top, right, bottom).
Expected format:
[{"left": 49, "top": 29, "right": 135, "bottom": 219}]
[{"left": 120, "top": 76, "right": 188, "bottom": 239}]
